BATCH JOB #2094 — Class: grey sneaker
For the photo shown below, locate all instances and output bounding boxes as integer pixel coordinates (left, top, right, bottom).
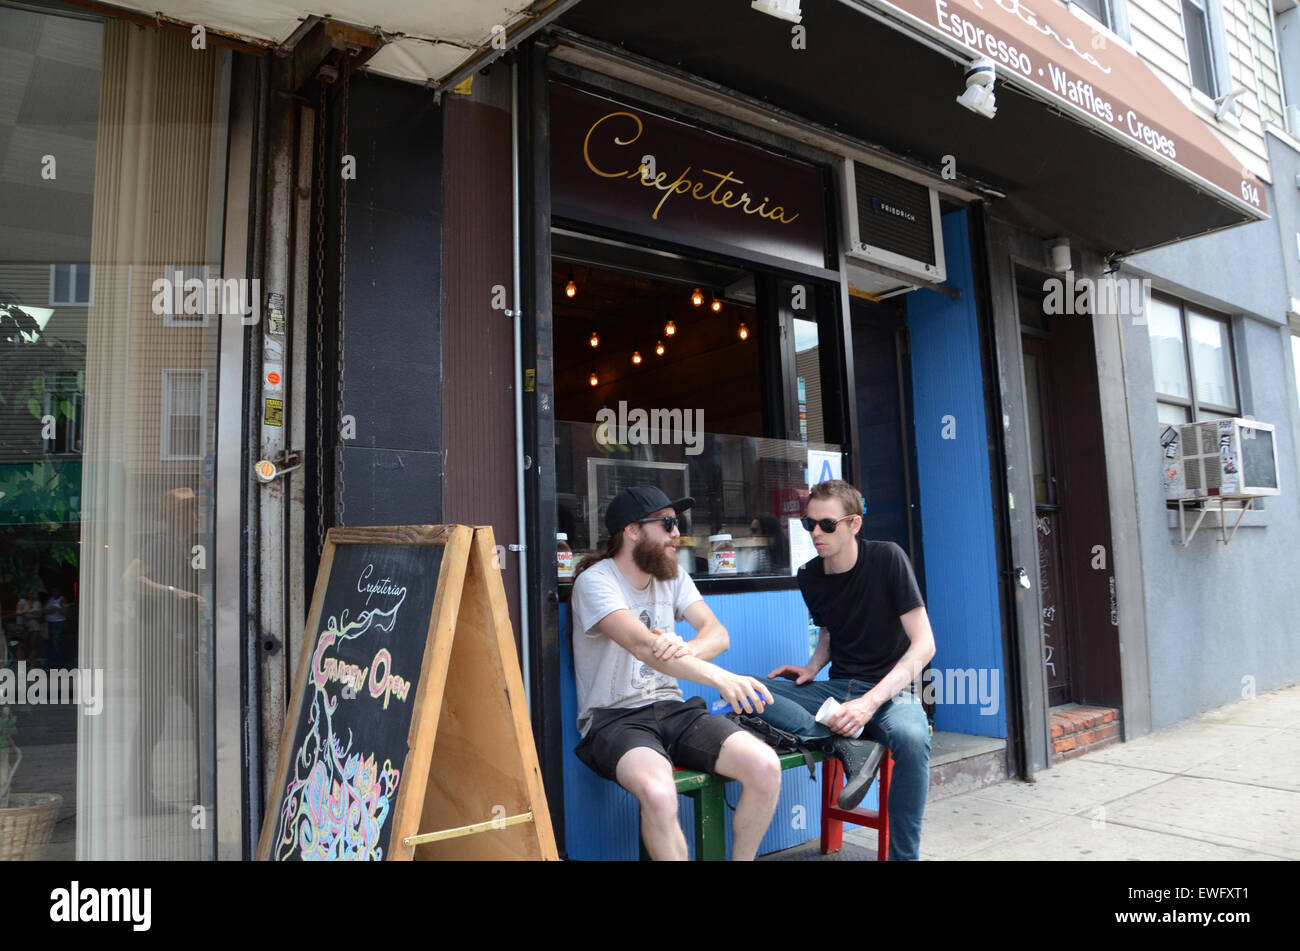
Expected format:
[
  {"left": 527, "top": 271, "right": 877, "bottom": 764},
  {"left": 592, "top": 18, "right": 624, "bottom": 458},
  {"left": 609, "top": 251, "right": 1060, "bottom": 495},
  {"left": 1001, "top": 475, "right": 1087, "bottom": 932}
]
[{"left": 829, "top": 737, "right": 886, "bottom": 810}]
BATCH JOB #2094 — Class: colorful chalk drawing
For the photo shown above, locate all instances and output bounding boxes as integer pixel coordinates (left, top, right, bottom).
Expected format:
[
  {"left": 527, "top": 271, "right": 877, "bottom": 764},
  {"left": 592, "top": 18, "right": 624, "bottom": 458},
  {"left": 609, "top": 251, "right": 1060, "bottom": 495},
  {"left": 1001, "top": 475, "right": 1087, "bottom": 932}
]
[{"left": 272, "top": 587, "right": 407, "bottom": 861}]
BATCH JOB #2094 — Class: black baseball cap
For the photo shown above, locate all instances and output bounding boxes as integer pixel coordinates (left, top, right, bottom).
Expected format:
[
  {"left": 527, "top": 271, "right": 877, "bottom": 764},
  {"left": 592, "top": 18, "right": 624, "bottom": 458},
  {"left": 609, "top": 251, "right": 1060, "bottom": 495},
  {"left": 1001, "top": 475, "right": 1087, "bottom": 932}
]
[{"left": 605, "top": 485, "right": 694, "bottom": 537}]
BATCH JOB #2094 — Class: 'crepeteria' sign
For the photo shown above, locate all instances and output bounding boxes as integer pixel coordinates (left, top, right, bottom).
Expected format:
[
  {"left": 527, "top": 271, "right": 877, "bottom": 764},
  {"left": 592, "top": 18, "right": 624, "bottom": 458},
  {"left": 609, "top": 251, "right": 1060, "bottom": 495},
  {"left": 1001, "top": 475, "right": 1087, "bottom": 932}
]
[{"left": 551, "top": 82, "right": 828, "bottom": 269}]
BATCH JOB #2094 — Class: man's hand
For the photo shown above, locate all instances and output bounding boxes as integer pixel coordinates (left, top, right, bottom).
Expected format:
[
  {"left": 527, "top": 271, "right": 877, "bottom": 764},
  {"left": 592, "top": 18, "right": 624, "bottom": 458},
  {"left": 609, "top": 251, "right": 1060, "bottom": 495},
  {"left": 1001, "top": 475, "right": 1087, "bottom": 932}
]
[
  {"left": 767, "top": 663, "right": 815, "bottom": 684},
  {"left": 713, "top": 671, "right": 774, "bottom": 714},
  {"left": 175, "top": 588, "right": 209, "bottom": 611},
  {"left": 827, "top": 695, "right": 880, "bottom": 737},
  {"left": 649, "top": 627, "right": 692, "bottom": 661}
]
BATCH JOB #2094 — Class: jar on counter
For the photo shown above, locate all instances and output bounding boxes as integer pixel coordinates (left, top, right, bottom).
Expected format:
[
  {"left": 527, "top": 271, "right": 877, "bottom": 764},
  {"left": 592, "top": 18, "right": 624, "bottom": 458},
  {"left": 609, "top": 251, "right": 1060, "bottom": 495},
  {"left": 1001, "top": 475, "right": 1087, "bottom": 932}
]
[
  {"left": 674, "top": 537, "right": 696, "bottom": 575},
  {"left": 556, "top": 533, "right": 574, "bottom": 580},
  {"left": 708, "top": 534, "right": 737, "bottom": 575}
]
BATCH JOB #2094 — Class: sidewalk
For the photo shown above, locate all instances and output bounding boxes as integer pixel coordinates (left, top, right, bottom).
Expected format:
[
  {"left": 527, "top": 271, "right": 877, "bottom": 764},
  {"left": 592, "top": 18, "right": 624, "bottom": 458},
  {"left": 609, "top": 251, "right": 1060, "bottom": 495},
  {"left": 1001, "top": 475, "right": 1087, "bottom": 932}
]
[{"left": 767, "top": 683, "right": 1300, "bottom": 861}]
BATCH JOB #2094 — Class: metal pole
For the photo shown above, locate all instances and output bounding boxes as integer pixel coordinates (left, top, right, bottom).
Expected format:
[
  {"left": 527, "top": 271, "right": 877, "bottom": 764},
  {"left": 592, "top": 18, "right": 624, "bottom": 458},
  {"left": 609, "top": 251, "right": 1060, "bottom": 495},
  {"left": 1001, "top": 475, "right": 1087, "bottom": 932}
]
[{"left": 512, "top": 61, "right": 532, "bottom": 710}]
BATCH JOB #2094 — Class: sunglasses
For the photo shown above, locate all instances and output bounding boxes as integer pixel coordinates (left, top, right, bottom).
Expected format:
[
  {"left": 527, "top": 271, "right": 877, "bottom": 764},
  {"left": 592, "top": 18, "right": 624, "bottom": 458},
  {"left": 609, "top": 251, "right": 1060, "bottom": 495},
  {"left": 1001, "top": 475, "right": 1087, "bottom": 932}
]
[
  {"left": 636, "top": 515, "right": 682, "bottom": 533},
  {"left": 800, "top": 514, "right": 857, "bottom": 534}
]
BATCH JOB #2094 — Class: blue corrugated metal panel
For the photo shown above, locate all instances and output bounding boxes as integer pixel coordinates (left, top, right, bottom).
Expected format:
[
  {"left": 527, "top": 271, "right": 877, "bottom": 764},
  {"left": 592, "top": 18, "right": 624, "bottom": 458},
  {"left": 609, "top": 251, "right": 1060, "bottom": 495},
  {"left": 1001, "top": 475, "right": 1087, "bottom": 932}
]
[
  {"left": 559, "top": 589, "right": 853, "bottom": 860},
  {"left": 904, "top": 210, "right": 1007, "bottom": 739}
]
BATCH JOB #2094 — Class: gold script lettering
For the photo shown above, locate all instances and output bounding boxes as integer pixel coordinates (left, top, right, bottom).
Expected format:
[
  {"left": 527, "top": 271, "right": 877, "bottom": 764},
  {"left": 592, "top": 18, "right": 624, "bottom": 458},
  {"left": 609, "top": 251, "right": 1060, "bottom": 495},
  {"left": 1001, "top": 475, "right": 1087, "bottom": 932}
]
[
  {"left": 582, "top": 114, "right": 801, "bottom": 226},
  {"left": 583, "top": 110, "right": 645, "bottom": 178}
]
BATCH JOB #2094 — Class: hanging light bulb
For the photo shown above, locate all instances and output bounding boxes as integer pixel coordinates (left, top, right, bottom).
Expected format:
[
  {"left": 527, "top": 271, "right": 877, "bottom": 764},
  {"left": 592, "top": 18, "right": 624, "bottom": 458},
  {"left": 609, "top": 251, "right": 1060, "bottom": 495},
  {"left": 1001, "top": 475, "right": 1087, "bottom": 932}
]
[
  {"left": 632, "top": 350, "right": 642, "bottom": 365},
  {"left": 691, "top": 287, "right": 704, "bottom": 307},
  {"left": 589, "top": 330, "right": 600, "bottom": 348},
  {"left": 565, "top": 278, "right": 577, "bottom": 298},
  {"left": 655, "top": 340, "right": 665, "bottom": 356},
  {"left": 711, "top": 296, "right": 722, "bottom": 313},
  {"left": 589, "top": 367, "right": 599, "bottom": 387},
  {"left": 738, "top": 321, "right": 750, "bottom": 340},
  {"left": 664, "top": 319, "right": 677, "bottom": 336}
]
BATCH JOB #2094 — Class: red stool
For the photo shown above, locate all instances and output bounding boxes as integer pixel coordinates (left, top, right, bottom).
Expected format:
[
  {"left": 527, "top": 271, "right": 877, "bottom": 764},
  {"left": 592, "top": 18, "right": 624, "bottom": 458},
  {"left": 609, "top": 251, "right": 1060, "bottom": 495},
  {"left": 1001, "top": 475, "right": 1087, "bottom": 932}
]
[{"left": 820, "top": 749, "right": 893, "bottom": 861}]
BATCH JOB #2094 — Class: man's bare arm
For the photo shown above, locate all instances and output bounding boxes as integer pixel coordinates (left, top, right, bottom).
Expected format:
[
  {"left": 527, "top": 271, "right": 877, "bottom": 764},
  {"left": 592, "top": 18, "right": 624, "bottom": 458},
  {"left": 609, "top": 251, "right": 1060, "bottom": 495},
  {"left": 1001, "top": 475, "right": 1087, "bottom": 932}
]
[
  {"left": 865, "top": 606, "right": 936, "bottom": 705},
  {"left": 680, "top": 600, "right": 729, "bottom": 661},
  {"left": 825, "top": 606, "right": 936, "bottom": 737},
  {"left": 594, "top": 607, "right": 772, "bottom": 712}
]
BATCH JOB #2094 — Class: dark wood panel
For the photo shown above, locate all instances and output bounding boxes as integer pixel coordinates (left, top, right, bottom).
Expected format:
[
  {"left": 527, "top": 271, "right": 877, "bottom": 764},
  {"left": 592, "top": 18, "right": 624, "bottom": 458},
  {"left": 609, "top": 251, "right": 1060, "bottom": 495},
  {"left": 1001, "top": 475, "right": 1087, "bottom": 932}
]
[{"left": 441, "top": 97, "right": 520, "bottom": 642}]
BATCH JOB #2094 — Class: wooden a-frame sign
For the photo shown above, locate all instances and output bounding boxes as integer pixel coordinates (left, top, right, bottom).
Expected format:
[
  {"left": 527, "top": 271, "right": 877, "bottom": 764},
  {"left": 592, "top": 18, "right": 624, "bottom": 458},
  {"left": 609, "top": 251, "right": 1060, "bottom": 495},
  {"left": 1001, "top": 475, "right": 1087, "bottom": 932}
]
[{"left": 257, "top": 524, "right": 557, "bottom": 861}]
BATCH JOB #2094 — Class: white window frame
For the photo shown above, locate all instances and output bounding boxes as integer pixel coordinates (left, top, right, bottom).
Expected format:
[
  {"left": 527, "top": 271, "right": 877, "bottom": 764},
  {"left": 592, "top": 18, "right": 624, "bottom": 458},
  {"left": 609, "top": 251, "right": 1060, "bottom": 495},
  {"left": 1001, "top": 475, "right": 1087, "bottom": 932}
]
[
  {"left": 1149, "top": 293, "right": 1240, "bottom": 423},
  {"left": 161, "top": 369, "right": 209, "bottom": 461},
  {"left": 48, "top": 263, "right": 94, "bottom": 306},
  {"left": 1179, "top": 0, "right": 1230, "bottom": 102}
]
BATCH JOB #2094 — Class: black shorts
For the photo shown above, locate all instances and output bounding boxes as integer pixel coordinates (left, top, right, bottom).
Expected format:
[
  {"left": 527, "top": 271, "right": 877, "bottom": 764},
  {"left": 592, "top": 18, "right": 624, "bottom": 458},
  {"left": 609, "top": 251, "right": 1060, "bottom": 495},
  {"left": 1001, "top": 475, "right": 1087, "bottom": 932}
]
[{"left": 575, "top": 697, "right": 746, "bottom": 782}]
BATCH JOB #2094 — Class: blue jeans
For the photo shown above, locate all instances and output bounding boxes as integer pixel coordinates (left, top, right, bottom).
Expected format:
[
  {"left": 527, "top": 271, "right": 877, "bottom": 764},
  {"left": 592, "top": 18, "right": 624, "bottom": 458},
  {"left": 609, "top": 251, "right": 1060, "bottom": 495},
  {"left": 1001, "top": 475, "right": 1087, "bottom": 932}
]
[{"left": 757, "top": 677, "right": 930, "bottom": 861}]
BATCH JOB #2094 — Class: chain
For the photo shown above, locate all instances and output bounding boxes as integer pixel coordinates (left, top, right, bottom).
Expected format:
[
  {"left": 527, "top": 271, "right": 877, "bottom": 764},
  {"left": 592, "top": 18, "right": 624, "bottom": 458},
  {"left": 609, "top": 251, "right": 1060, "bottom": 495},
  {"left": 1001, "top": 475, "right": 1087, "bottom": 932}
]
[
  {"left": 335, "top": 60, "right": 350, "bottom": 528},
  {"left": 313, "top": 78, "right": 327, "bottom": 556}
]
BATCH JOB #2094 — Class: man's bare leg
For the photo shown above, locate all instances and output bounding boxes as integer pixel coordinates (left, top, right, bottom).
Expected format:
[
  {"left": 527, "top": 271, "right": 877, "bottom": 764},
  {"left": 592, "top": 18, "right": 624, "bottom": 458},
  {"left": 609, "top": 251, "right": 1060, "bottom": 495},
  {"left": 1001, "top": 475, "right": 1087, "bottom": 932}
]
[
  {"left": 615, "top": 747, "right": 688, "bottom": 861},
  {"left": 713, "top": 732, "right": 782, "bottom": 861}
]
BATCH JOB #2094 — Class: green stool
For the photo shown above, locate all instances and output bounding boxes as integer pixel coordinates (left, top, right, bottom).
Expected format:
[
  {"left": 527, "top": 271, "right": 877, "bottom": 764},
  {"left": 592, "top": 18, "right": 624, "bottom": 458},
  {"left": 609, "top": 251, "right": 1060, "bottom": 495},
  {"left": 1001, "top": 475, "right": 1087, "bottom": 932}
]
[{"left": 638, "top": 750, "right": 823, "bottom": 861}]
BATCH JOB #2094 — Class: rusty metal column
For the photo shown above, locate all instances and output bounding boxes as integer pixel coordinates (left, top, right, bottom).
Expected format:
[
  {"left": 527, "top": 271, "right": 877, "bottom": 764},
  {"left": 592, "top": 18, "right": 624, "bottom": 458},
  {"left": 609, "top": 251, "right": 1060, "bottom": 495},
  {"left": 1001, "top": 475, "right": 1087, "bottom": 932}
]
[
  {"left": 287, "top": 104, "right": 313, "bottom": 676},
  {"left": 255, "top": 88, "right": 295, "bottom": 800}
]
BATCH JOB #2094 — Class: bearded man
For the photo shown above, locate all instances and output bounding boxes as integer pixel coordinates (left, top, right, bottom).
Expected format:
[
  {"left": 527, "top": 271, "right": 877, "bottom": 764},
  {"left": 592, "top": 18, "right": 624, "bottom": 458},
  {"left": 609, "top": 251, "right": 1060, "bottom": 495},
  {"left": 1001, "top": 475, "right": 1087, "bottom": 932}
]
[{"left": 570, "top": 486, "right": 781, "bottom": 860}]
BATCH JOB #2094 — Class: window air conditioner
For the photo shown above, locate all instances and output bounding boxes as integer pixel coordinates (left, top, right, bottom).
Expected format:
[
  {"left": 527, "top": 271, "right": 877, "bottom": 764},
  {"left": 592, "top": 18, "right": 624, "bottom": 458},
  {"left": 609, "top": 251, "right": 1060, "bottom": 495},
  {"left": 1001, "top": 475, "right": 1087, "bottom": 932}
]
[
  {"left": 1162, "top": 417, "right": 1281, "bottom": 502},
  {"left": 840, "top": 159, "right": 945, "bottom": 299}
]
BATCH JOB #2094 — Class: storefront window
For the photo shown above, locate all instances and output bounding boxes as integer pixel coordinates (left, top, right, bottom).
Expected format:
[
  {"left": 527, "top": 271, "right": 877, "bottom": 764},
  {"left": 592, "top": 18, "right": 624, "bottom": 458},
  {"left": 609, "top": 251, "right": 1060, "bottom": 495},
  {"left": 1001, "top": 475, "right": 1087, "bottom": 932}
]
[
  {"left": 1, "top": 6, "right": 231, "bottom": 859},
  {"left": 553, "top": 260, "right": 841, "bottom": 579}
]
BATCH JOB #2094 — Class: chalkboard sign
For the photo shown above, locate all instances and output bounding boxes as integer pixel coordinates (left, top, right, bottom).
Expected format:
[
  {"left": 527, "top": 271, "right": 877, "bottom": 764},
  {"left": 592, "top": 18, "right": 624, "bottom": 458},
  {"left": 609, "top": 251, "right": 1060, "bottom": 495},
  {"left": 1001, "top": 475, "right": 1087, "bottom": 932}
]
[{"left": 257, "top": 525, "right": 557, "bottom": 861}]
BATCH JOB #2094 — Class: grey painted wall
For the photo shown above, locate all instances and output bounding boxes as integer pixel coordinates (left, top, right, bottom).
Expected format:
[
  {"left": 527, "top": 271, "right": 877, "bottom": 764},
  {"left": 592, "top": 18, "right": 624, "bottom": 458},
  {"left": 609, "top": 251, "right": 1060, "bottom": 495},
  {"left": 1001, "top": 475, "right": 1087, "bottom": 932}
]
[
  {"left": 1119, "top": 205, "right": 1300, "bottom": 724},
  {"left": 1264, "top": 131, "right": 1300, "bottom": 309},
  {"left": 1128, "top": 201, "right": 1289, "bottom": 324}
]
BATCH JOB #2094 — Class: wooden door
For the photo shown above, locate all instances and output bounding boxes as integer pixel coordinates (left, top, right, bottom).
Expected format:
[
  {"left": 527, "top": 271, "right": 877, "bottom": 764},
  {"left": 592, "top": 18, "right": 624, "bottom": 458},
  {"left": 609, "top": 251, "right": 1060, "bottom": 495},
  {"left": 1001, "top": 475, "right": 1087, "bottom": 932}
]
[{"left": 1022, "top": 335, "right": 1074, "bottom": 706}]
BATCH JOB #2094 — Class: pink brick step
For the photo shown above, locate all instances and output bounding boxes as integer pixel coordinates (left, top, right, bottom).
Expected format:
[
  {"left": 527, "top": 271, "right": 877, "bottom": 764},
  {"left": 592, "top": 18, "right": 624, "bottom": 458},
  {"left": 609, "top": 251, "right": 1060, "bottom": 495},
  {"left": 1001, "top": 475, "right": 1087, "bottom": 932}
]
[{"left": 1050, "top": 704, "right": 1122, "bottom": 762}]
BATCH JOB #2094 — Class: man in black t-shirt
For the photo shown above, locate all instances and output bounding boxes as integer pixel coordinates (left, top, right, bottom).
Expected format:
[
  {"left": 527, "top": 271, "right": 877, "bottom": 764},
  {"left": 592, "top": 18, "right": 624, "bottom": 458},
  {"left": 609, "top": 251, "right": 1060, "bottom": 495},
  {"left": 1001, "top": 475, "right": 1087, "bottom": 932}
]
[{"left": 756, "top": 479, "right": 935, "bottom": 861}]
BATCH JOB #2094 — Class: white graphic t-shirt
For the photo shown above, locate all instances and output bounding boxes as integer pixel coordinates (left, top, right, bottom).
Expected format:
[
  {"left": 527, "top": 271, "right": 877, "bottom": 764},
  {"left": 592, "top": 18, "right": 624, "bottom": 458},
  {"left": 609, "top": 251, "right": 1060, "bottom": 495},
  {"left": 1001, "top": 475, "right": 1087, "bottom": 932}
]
[{"left": 570, "top": 558, "right": 703, "bottom": 737}]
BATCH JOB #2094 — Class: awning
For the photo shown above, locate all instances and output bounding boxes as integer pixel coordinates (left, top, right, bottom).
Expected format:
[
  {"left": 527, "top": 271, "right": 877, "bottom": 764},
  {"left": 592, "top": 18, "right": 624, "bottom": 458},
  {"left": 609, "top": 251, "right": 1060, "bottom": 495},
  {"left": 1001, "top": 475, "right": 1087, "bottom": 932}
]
[
  {"left": 66, "top": 0, "right": 580, "bottom": 89},
  {"left": 554, "top": 0, "right": 1268, "bottom": 253},
  {"left": 863, "top": 0, "right": 1266, "bottom": 216}
]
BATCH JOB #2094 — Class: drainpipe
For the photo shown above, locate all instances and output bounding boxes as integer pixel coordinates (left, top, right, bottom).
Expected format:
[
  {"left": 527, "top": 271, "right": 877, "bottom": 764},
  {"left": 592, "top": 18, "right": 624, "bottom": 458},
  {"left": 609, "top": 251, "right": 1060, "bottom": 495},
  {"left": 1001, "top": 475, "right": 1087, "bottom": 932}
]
[{"left": 511, "top": 61, "right": 531, "bottom": 709}]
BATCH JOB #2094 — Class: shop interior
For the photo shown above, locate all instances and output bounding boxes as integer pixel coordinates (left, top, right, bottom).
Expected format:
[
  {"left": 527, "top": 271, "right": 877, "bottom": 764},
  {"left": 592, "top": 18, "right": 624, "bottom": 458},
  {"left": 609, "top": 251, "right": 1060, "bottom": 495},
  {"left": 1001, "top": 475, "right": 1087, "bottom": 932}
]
[{"left": 552, "top": 233, "right": 843, "bottom": 582}]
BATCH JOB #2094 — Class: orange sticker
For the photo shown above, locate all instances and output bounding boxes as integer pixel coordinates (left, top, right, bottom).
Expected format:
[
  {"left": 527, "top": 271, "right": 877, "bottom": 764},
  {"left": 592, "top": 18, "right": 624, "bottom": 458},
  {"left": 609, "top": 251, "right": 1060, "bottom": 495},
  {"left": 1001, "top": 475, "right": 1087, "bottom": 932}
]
[{"left": 266, "top": 371, "right": 281, "bottom": 386}]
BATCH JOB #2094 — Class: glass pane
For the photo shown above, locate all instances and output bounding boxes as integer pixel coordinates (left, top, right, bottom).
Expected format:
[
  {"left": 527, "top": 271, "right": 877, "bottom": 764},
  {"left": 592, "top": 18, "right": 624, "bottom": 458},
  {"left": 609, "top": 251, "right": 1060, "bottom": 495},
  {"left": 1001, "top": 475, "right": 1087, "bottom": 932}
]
[
  {"left": 168, "top": 371, "right": 203, "bottom": 415},
  {"left": 793, "top": 316, "right": 821, "bottom": 446},
  {"left": 52, "top": 265, "right": 70, "bottom": 303},
  {"left": 1072, "top": 0, "right": 1109, "bottom": 27},
  {"left": 555, "top": 421, "right": 839, "bottom": 579},
  {"left": 1147, "top": 297, "right": 1190, "bottom": 399},
  {"left": 1182, "top": 1, "right": 1216, "bottom": 95},
  {"left": 1157, "top": 401, "right": 1190, "bottom": 428},
  {"left": 552, "top": 262, "right": 762, "bottom": 440},
  {"left": 1188, "top": 312, "right": 1235, "bottom": 410},
  {"left": 1, "top": 7, "right": 229, "bottom": 860},
  {"left": 74, "top": 265, "right": 91, "bottom": 304},
  {"left": 1023, "top": 352, "right": 1050, "bottom": 505}
]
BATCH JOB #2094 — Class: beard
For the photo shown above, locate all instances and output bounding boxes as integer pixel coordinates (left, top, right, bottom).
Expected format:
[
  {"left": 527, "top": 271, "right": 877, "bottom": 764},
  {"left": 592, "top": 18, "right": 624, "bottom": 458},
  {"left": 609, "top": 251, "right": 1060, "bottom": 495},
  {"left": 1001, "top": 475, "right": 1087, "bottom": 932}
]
[{"left": 632, "top": 532, "right": 679, "bottom": 582}]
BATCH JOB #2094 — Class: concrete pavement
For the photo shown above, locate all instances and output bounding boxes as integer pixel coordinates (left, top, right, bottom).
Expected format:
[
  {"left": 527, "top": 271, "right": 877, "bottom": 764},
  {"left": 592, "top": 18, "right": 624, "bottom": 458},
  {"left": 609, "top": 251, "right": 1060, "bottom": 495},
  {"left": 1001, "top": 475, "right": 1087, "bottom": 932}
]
[{"left": 768, "top": 682, "right": 1300, "bottom": 860}]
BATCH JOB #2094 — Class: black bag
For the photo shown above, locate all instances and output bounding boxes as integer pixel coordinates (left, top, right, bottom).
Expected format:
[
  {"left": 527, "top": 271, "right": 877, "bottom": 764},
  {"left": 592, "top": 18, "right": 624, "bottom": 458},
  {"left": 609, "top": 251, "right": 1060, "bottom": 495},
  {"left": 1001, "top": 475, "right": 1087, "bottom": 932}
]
[{"left": 726, "top": 713, "right": 821, "bottom": 779}]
